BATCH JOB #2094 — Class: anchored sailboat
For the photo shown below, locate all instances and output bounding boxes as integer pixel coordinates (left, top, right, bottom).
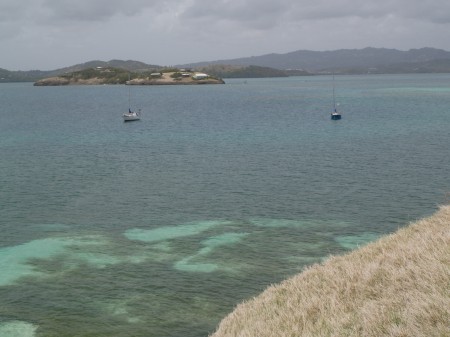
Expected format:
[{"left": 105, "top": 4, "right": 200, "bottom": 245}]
[
  {"left": 123, "top": 74, "right": 141, "bottom": 122},
  {"left": 123, "top": 108, "right": 140, "bottom": 122},
  {"left": 331, "top": 73, "right": 342, "bottom": 120}
]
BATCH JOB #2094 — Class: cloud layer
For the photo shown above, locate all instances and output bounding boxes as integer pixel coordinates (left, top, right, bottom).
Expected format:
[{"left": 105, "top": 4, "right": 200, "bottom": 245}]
[{"left": 1, "top": 0, "right": 450, "bottom": 69}]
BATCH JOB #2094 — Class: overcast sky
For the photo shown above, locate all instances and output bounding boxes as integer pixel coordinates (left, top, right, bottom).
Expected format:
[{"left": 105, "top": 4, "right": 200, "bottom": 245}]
[{"left": 1, "top": 0, "right": 450, "bottom": 70}]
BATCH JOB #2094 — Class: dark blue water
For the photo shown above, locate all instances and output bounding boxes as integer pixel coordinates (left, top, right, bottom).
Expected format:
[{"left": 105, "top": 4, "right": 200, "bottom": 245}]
[{"left": 1, "top": 74, "right": 449, "bottom": 336}]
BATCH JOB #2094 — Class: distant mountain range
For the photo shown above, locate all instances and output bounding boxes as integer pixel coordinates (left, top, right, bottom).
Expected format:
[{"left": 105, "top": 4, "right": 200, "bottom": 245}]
[
  {"left": 183, "top": 47, "right": 450, "bottom": 73},
  {"left": 2, "top": 47, "right": 450, "bottom": 82}
]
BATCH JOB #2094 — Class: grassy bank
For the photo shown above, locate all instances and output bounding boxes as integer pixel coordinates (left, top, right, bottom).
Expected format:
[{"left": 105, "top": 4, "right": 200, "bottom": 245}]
[{"left": 210, "top": 206, "right": 450, "bottom": 337}]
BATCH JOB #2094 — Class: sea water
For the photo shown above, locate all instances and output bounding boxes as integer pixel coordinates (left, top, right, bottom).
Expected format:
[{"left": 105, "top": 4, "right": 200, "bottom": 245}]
[{"left": 1, "top": 74, "right": 449, "bottom": 336}]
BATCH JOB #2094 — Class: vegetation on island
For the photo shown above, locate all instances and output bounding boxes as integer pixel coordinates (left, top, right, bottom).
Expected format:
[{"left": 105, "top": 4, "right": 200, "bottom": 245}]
[
  {"left": 62, "top": 67, "right": 131, "bottom": 83},
  {"left": 33, "top": 67, "right": 225, "bottom": 86},
  {"left": 210, "top": 205, "right": 450, "bottom": 337}
]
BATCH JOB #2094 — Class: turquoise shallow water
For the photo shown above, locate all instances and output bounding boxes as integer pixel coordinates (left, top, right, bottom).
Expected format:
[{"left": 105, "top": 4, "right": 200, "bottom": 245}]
[{"left": 1, "top": 74, "right": 450, "bottom": 336}]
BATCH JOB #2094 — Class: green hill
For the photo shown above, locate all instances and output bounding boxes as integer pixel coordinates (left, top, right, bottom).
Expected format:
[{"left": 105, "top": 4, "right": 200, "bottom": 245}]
[{"left": 33, "top": 67, "right": 225, "bottom": 86}]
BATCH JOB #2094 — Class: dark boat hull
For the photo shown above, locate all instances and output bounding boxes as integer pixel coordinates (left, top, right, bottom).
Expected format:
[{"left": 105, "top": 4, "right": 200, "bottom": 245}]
[{"left": 331, "top": 114, "right": 342, "bottom": 120}]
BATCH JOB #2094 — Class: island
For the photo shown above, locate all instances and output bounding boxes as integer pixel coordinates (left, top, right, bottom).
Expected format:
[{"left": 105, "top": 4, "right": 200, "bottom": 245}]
[{"left": 33, "top": 67, "right": 225, "bottom": 86}]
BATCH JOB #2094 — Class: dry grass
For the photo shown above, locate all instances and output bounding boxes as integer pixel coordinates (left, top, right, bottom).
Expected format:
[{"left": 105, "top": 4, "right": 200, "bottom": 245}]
[{"left": 210, "top": 205, "right": 450, "bottom": 337}]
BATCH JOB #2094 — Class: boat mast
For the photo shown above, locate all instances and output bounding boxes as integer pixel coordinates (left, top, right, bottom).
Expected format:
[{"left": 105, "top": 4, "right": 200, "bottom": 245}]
[
  {"left": 332, "top": 72, "right": 336, "bottom": 112},
  {"left": 128, "top": 73, "right": 131, "bottom": 111}
]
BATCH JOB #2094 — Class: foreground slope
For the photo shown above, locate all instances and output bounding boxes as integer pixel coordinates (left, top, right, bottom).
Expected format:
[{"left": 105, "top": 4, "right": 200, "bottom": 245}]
[{"left": 211, "top": 206, "right": 450, "bottom": 337}]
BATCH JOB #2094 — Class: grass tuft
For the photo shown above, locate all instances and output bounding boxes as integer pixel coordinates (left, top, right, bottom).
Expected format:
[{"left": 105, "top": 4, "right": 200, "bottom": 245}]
[{"left": 210, "top": 206, "right": 450, "bottom": 337}]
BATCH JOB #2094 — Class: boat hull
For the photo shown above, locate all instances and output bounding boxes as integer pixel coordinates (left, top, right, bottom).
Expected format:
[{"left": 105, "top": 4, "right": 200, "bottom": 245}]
[
  {"left": 331, "top": 114, "right": 342, "bottom": 120},
  {"left": 123, "top": 112, "right": 140, "bottom": 121}
]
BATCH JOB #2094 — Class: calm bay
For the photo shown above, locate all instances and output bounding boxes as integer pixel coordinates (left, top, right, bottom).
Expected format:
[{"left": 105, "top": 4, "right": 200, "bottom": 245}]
[{"left": 1, "top": 74, "right": 449, "bottom": 336}]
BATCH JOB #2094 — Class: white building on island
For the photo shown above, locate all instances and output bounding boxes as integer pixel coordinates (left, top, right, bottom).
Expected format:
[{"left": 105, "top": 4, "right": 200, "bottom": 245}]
[{"left": 192, "top": 73, "right": 209, "bottom": 80}]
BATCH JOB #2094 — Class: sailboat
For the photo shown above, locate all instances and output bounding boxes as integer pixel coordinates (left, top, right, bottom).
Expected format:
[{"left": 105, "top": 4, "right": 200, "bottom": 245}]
[
  {"left": 331, "top": 73, "right": 342, "bottom": 120},
  {"left": 123, "top": 75, "right": 141, "bottom": 122},
  {"left": 123, "top": 108, "right": 140, "bottom": 122}
]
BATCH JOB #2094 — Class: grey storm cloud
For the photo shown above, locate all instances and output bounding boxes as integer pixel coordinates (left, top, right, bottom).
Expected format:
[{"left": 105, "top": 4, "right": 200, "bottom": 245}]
[
  {"left": 179, "top": 0, "right": 450, "bottom": 27},
  {"left": 3, "top": 0, "right": 450, "bottom": 28},
  {"left": 40, "top": 0, "right": 159, "bottom": 22},
  {"left": 1, "top": 0, "right": 450, "bottom": 70},
  {"left": 180, "top": 0, "right": 292, "bottom": 27}
]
